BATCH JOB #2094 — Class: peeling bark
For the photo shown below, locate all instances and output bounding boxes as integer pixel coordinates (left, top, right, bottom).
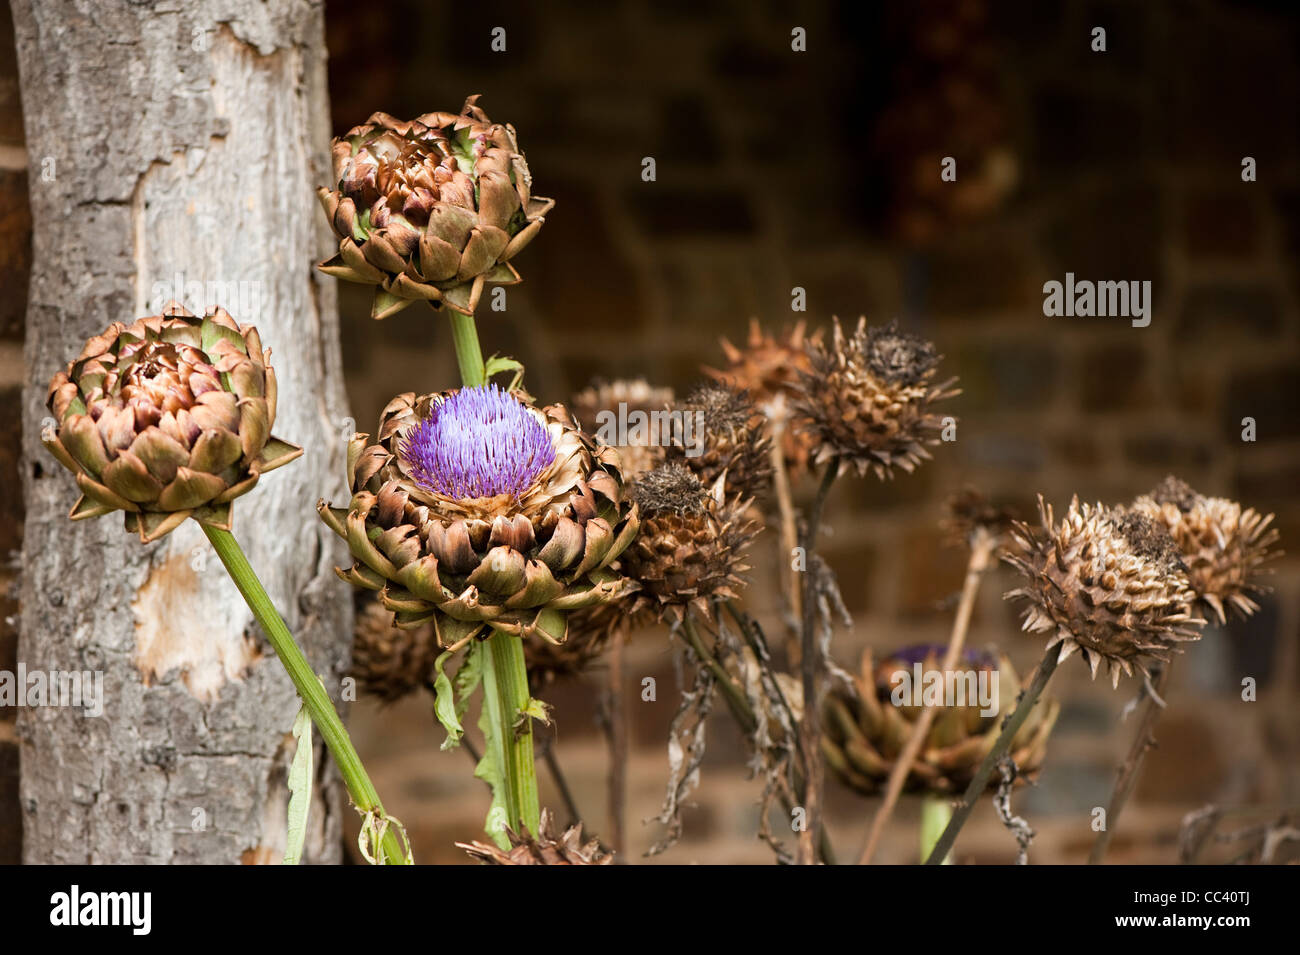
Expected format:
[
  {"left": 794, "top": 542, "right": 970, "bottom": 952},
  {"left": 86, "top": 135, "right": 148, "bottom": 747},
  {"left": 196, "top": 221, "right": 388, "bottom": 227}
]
[{"left": 11, "top": 0, "right": 352, "bottom": 864}]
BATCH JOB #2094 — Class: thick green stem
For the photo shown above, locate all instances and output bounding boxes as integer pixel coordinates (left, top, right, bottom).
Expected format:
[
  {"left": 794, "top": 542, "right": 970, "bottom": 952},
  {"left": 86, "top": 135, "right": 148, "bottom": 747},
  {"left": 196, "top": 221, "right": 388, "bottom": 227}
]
[
  {"left": 920, "top": 795, "right": 953, "bottom": 865},
  {"left": 481, "top": 629, "right": 541, "bottom": 838},
  {"left": 923, "top": 643, "right": 1060, "bottom": 865},
  {"left": 445, "top": 310, "right": 541, "bottom": 843},
  {"left": 448, "top": 311, "right": 486, "bottom": 387},
  {"left": 201, "top": 524, "right": 407, "bottom": 865}
]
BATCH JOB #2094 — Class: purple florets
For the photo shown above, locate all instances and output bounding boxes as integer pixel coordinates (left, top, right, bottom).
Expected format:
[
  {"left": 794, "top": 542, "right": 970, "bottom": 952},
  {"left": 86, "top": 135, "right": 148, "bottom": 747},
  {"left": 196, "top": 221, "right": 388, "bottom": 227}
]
[
  {"left": 400, "top": 384, "right": 555, "bottom": 500},
  {"left": 890, "top": 644, "right": 995, "bottom": 670}
]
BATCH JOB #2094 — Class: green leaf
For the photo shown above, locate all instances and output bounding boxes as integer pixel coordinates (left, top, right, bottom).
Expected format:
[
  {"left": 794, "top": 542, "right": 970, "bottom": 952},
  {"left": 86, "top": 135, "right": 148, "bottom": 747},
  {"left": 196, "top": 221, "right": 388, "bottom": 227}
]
[
  {"left": 453, "top": 641, "right": 484, "bottom": 727},
  {"left": 482, "top": 354, "right": 525, "bottom": 391},
  {"left": 282, "top": 701, "right": 313, "bottom": 866},
  {"left": 474, "top": 694, "right": 511, "bottom": 850},
  {"left": 433, "top": 643, "right": 484, "bottom": 751},
  {"left": 432, "top": 646, "right": 465, "bottom": 751},
  {"left": 522, "top": 697, "right": 552, "bottom": 727}
]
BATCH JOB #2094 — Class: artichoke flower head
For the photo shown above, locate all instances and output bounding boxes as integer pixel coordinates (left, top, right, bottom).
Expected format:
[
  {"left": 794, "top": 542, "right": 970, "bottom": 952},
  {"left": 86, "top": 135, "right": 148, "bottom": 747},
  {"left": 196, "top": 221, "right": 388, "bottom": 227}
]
[
  {"left": 822, "top": 644, "right": 1057, "bottom": 797},
  {"left": 318, "top": 95, "right": 553, "bottom": 320},
  {"left": 42, "top": 302, "right": 302, "bottom": 542},
  {"left": 320, "top": 384, "right": 640, "bottom": 648}
]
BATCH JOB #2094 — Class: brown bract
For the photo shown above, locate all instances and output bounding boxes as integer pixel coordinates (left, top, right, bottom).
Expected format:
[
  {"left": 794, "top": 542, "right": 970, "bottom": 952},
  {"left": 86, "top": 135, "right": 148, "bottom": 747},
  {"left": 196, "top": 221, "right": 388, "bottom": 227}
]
[
  {"left": 1005, "top": 496, "right": 1206, "bottom": 687},
  {"left": 456, "top": 809, "right": 612, "bottom": 864},
  {"left": 704, "top": 319, "right": 823, "bottom": 473},
  {"left": 664, "top": 382, "right": 773, "bottom": 502},
  {"left": 792, "top": 318, "right": 959, "bottom": 480},
  {"left": 317, "top": 95, "right": 554, "bottom": 319},
  {"left": 1129, "top": 476, "right": 1281, "bottom": 625},
  {"left": 942, "top": 487, "right": 1019, "bottom": 548},
  {"left": 41, "top": 302, "right": 301, "bottom": 543},
  {"left": 569, "top": 378, "right": 675, "bottom": 482},
  {"left": 619, "top": 463, "right": 756, "bottom": 623},
  {"left": 318, "top": 390, "right": 640, "bottom": 648},
  {"left": 822, "top": 647, "right": 1057, "bottom": 797}
]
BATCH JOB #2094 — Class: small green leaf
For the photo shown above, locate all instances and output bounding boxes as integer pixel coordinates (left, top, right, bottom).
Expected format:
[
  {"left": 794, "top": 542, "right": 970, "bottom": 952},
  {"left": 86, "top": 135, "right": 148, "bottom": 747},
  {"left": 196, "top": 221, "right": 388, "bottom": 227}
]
[
  {"left": 453, "top": 642, "right": 484, "bottom": 727},
  {"left": 482, "top": 354, "right": 525, "bottom": 391},
  {"left": 522, "top": 697, "right": 552, "bottom": 727},
  {"left": 283, "top": 702, "right": 313, "bottom": 866},
  {"left": 433, "top": 647, "right": 465, "bottom": 751}
]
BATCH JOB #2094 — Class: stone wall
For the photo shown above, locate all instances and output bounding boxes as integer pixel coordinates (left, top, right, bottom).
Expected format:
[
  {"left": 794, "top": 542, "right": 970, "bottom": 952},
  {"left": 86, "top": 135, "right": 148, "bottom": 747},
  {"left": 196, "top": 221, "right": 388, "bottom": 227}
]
[
  {"left": 1, "top": 0, "right": 1295, "bottom": 864},
  {"left": 327, "top": 0, "right": 1300, "bottom": 864}
]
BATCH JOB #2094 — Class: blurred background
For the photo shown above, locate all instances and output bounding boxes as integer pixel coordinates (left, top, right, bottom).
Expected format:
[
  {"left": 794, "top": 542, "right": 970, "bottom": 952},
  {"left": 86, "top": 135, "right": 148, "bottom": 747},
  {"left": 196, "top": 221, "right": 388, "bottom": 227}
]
[{"left": 3, "top": 0, "right": 1298, "bottom": 863}]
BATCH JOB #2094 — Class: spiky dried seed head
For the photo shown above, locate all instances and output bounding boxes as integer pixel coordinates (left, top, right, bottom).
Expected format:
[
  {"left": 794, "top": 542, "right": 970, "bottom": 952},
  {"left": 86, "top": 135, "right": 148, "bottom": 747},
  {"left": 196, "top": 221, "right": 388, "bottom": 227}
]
[
  {"left": 456, "top": 809, "right": 612, "bottom": 864},
  {"left": 1004, "top": 496, "right": 1205, "bottom": 688},
  {"left": 620, "top": 464, "right": 755, "bottom": 622},
  {"left": 569, "top": 378, "right": 675, "bottom": 481},
  {"left": 941, "top": 487, "right": 1019, "bottom": 548},
  {"left": 1129, "top": 476, "right": 1281, "bottom": 624},
  {"left": 822, "top": 646, "right": 1057, "bottom": 797},
  {"left": 704, "top": 320, "right": 824, "bottom": 472},
  {"left": 351, "top": 600, "right": 439, "bottom": 702},
  {"left": 664, "top": 382, "right": 772, "bottom": 501},
  {"left": 792, "top": 318, "right": 959, "bottom": 480}
]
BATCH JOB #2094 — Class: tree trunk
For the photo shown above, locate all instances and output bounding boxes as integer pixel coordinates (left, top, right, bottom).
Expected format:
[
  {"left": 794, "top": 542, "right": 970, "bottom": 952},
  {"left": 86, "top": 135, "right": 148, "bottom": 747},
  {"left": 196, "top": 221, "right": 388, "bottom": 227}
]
[{"left": 11, "top": 0, "right": 352, "bottom": 864}]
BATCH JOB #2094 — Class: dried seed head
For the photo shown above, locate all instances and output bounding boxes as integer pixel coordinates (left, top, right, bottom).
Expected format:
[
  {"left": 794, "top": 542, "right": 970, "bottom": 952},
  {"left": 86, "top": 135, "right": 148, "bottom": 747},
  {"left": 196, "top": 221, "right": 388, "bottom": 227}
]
[
  {"left": 704, "top": 320, "right": 823, "bottom": 472},
  {"left": 1004, "top": 496, "right": 1205, "bottom": 688},
  {"left": 864, "top": 321, "right": 940, "bottom": 386},
  {"left": 351, "top": 600, "right": 439, "bottom": 702},
  {"left": 632, "top": 462, "right": 711, "bottom": 515},
  {"left": 792, "top": 318, "right": 959, "bottom": 480},
  {"left": 457, "top": 809, "right": 612, "bottom": 865},
  {"left": 569, "top": 378, "right": 675, "bottom": 481},
  {"left": 942, "top": 487, "right": 1019, "bottom": 548},
  {"left": 621, "top": 463, "right": 755, "bottom": 622},
  {"left": 1130, "top": 477, "right": 1281, "bottom": 624},
  {"left": 822, "top": 646, "right": 1057, "bottom": 797},
  {"left": 664, "top": 383, "right": 772, "bottom": 501}
]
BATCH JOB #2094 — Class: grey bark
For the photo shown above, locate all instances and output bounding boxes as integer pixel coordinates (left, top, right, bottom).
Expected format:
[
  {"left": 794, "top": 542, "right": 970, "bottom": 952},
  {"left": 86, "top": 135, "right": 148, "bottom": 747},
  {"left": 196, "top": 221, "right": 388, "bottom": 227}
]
[{"left": 11, "top": 0, "right": 353, "bottom": 863}]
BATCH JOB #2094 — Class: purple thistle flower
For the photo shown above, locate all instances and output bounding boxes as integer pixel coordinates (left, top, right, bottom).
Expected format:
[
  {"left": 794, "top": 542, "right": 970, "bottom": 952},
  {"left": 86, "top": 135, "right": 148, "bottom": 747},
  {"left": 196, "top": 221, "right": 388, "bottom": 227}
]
[{"left": 400, "top": 384, "right": 556, "bottom": 500}]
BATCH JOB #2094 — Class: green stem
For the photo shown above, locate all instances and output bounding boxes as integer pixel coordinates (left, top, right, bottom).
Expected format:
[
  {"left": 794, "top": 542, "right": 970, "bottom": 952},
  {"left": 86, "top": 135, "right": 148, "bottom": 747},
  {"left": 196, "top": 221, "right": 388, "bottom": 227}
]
[
  {"left": 922, "top": 643, "right": 1060, "bottom": 865},
  {"left": 201, "top": 524, "right": 407, "bottom": 865},
  {"left": 920, "top": 795, "right": 953, "bottom": 865},
  {"left": 448, "top": 311, "right": 486, "bottom": 387},
  {"left": 445, "top": 309, "right": 542, "bottom": 844},
  {"left": 481, "top": 629, "right": 541, "bottom": 838}
]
